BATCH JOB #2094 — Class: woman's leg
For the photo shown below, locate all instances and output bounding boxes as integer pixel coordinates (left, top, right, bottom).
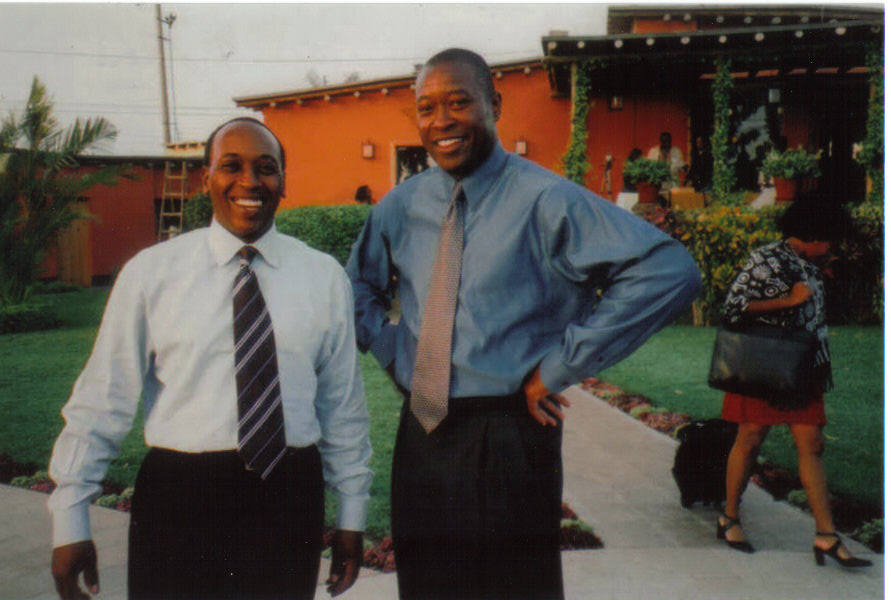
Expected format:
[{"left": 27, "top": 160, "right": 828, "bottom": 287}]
[
  {"left": 789, "top": 424, "right": 854, "bottom": 557},
  {"left": 722, "top": 423, "right": 771, "bottom": 542}
]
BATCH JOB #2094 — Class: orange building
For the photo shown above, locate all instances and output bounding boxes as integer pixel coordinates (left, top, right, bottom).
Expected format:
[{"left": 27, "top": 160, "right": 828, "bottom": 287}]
[
  {"left": 45, "top": 156, "right": 204, "bottom": 285},
  {"left": 236, "top": 6, "right": 881, "bottom": 208}
]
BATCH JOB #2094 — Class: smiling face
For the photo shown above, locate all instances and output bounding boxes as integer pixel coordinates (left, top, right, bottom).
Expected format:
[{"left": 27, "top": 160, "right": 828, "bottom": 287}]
[
  {"left": 415, "top": 61, "right": 501, "bottom": 178},
  {"left": 204, "top": 121, "right": 284, "bottom": 242}
]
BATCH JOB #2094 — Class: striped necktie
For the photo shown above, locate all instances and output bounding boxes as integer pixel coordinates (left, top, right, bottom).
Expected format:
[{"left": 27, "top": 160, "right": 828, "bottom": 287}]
[
  {"left": 232, "top": 246, "right": 286, "bottom": 479},
  {"left": 410, "top": 182, "right": 465, "bottom": 434}
]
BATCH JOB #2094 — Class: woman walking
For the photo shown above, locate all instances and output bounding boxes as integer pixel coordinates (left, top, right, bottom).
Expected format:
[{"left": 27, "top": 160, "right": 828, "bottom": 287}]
[{"left": 716, "top": 196, "right": 871, "bottom": 568}]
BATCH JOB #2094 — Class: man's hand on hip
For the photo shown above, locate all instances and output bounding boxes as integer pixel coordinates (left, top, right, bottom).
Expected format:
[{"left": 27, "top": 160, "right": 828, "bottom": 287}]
[
  {"left": 524, "top": 367, "right": 571, "bottom": 426},
  {"left": 326, "top": 529, "right": 363, "bottom": 596},
  {"left": 52, "top": 540, "right": 99, "bottom": 599}
]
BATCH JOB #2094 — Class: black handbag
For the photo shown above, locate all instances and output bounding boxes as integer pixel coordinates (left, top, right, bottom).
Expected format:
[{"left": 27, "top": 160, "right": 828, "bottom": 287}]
[{"left": 707, "top": 324, "right": 822, "bottom": 409}]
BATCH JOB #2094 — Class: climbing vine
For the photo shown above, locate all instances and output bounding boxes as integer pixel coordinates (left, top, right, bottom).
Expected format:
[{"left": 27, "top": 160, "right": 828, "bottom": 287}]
[
  {"left": 709, "top": 56, "right": 735, "bottom": 203},
  {"left": 856, "top": 44, "right": 883, "bottom": 204},
  {"left": 561, "top": 60, "right": 597, "bottom": 186}
]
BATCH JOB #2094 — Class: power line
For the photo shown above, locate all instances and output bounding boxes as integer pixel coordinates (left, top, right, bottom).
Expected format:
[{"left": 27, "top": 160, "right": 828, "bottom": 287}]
[{"left": 0, "top": 47, "right": 535, "bottom": 64}]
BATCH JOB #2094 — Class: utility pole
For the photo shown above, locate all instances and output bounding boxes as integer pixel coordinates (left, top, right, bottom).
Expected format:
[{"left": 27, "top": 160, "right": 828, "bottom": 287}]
[{"left": 156, "top": 4, "right": 171, "bottom": 146}]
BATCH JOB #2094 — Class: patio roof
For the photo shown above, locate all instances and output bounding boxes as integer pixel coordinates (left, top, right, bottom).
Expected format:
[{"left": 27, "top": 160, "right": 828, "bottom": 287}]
[{"left": 542, "top": 20, "right": 883, "bottom": 96}]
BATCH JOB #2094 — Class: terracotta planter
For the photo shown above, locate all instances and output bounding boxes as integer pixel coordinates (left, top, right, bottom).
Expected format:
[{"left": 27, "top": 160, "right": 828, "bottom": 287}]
[
  {"left": 773, "top": 177, "right": 801, "bottom": 202},
  {"left": 636, "top": 182, "right": 660, "bottom": 204}
]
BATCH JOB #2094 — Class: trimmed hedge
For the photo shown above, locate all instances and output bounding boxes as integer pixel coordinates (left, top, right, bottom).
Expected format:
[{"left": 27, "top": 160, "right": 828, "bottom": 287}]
[
  {"left": 182, "top": 192, "right": 213, "bottom": 232},
  {"left": 0, "top": 303, "right": 62, "bottom": 334},
  {"left": 276, "top": 205, "right": 372, "bottom": 265},
  {"left": 671, "top": 203, "right": 883, "bottom": 325}
]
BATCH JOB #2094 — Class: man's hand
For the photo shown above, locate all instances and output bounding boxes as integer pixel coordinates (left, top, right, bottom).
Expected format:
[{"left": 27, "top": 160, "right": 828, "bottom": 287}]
[
  {"left": 326, "top": 529, "right": 363, "bottom": 596},
  {"left": 51, "top": 540, "right": 99, "bottom": 599},
  {"left": 524, "top": 367, "right": 571, "bottom": 426}
]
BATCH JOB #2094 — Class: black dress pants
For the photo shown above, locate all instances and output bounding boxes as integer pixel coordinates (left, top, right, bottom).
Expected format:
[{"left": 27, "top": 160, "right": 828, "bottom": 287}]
[
  {"left": 392, "top": 395, "right": 564, "bottom": 600},
  {"left": 128, "top": 446, "right": 324, "bottom": 600}
]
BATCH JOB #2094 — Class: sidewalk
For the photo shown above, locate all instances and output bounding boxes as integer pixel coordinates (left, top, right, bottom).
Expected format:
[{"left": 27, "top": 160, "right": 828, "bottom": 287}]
[{"left": 3, "top": 385, "right": 883, "bottom": 599}]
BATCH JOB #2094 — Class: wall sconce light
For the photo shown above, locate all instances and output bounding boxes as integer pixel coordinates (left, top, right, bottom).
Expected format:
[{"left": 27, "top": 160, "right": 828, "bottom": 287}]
[
  {"left": 361, "top": 141, "right": 375, "bottom": 159},
  {"left": 514, "top": 138, "right": 528, "bottom": 156},
  {"left": 768, "top": 88, "right": 781, "bottom": 104},
  {"left": 609, "top": 96, "right": 623, "bottom": 110}
]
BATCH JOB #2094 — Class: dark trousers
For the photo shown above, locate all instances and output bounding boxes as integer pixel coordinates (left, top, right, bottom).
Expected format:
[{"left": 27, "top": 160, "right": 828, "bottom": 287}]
[
  {"left": 392, "top": 394, "right": 564, "bottom": 600},
  {"left": 128, "top": 446, "right": 324, "bottom": 600}
]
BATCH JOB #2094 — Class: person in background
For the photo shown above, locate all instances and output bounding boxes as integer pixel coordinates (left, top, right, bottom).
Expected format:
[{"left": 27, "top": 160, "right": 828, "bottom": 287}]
[
  {"left": 48, "top": 117, "right": 372, "bottom": 599},
  {"left": 347, "top": 48, "right": 701, "bottom": 599},
  {"left": 686, "top": 136, "right": 712, "bottom": 192},
  {"left": 647, "top": 131, "right": 686, "bottom": 189},
  {"left": 717, "top": 196, "right": 871, "bottom": 569}
]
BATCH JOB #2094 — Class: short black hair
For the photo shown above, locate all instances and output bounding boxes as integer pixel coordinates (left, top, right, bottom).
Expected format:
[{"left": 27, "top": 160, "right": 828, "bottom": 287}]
[
  {"left": 420, "top": 48, "right": 496, "bottom": 101},
  {"left": 204, "top": 117, "right": 286, "bottom": 171},
  {"left": 778, "top": 193, "right": 853, "bottom": 243}
]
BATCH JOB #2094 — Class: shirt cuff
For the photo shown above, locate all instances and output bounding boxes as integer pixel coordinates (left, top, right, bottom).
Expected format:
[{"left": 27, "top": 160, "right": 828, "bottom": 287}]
[
  {"left": 368, "top": 322, "right": 397, "bottom": 369},
  {"left": 50, "top": 502, "right": 92, "bottom": 548},
  {"left": 539, "top": 351, "right": 596, "bottom": 394},
  {"left": 336, "top": 494, "right": 368, "bottom": 532}
]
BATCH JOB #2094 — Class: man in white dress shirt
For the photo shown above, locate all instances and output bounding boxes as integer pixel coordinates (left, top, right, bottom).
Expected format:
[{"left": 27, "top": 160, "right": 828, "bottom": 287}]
[{"left": 48, "top": 117, "right": 372, "bottom": 599}]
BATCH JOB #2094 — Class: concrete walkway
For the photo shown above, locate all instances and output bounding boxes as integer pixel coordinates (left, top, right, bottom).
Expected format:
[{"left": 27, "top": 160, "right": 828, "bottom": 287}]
[{"left": 4, "top": 385, "right": 882, "bottom": 599}]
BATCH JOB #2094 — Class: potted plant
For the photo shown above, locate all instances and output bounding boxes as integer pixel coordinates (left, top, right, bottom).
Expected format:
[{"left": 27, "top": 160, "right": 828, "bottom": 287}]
[
  {"left": 622, "top": 158, "right": 672, "bottom": 204},
  {"left": 761, "top": 148, "right": 822, "bottom": 202}
]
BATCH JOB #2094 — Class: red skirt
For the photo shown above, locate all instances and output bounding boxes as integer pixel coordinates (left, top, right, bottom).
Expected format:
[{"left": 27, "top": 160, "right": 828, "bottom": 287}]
[{"left": 721, "top": 392, "right": 826, "bottom": 426}]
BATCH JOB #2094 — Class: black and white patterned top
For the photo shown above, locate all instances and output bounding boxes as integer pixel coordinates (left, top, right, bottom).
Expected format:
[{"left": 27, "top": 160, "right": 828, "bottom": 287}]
[{"left": 723, "top": 239, "right": 830, "bottom": 371}]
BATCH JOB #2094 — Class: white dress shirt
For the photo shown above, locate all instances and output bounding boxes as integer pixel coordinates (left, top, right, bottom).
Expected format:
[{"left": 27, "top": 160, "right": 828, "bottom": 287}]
[{"left": 48, "top": 220, "right": 373, "bottom": 547}]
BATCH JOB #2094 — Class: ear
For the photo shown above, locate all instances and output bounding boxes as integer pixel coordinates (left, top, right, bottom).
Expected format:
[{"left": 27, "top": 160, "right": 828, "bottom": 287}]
[
  {"left": 491, "top": 91, "right": 503, "bottom": 122},
  {"left": 202, "top": 167, "right": 210, "bottom": 194}
]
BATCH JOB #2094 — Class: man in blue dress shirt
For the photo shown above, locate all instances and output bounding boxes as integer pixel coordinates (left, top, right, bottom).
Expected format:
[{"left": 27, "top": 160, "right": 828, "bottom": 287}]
[
  {"left": 49, "top": 118, "right": 372, "bottom": 599},
  {"left": 347, "top": 48, "right": 701, "bottom": 599}
]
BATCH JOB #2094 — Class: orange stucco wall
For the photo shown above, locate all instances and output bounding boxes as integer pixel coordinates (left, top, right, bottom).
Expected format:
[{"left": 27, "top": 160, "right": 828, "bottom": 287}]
[
  {"left": 632, "top": 19, "right": 698, "bottom": 34},
  {"left": 262, "top": 68, "right": 573, "bottom": 208},
  {"left": 260, "top": 66, "right": 688, "bottom": 208},
  {"left": 584, "top": 94, "right": 689, "bottom": 200},
  {"left": 44, "top": 163, "right": 204, "bottom": 281}
]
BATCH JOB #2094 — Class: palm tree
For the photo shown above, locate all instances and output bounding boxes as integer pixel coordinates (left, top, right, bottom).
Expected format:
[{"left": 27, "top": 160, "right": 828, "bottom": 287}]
[{"left": 0, "top": 76, "right": 128, "bottom": 305}]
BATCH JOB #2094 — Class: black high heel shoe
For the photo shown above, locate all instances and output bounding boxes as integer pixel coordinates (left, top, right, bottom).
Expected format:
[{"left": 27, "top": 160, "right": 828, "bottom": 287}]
[
  {"left": 716, "top": 513, "right": 755, "bottom": 554},
  {"left": 813, "top": 532, "right": 872, "bottom": 568}
]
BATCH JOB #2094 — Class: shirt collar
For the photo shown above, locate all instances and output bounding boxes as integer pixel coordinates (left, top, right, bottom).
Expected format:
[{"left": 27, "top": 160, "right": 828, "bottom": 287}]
[
  {"left": 208, "top": 218, "right": 281, "bottom": 268},
  {"left": 442, "top": 142, "right": 509, "bottom": 207}
]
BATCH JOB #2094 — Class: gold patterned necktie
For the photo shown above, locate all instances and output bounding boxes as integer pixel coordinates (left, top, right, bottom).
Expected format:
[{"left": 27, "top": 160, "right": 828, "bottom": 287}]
[{"left": 410, "top": 182, "right": 465, "bottom": 434}]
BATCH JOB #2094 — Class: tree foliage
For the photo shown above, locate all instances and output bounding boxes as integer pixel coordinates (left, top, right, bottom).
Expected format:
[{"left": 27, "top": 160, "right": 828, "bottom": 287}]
[{"left": 0, "top": 77, "right": 126, "bottom": 305}]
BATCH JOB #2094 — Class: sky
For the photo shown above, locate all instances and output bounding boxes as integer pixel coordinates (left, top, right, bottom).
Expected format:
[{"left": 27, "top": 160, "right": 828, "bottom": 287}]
[{"left": 0, "top": 3, "right": 607, "bottom": 156}]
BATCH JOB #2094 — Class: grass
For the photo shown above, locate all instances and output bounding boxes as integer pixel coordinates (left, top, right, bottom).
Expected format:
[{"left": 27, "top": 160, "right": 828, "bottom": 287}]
[
  {"left": 2, "top": 291, "right": 881, "bottom": 536},
  {"left": 0, "top": 287, "right": 404, "bottom": 538},
  {"left": 598, "top": 325, "right": 884, "bottom": 506}
]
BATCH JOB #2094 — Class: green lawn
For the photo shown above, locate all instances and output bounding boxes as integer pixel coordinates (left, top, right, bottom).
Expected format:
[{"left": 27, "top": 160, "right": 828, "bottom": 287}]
[
  {"left": 1, "top": 291, "right": 881, "bottom": 537},
  {"left": 0, "top": 288, "right": 403, "bottom": 538},
  {"left": 598, "top": 325, "right": 884, "bottom": 506}
]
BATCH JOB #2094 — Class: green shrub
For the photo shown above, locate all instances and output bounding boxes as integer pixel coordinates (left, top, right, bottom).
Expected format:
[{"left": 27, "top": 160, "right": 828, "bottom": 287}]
[
  {"left": 0, "top": 303, "right": 62, "bottom": 334},
  {"left": 761, "top": 148, "right": 822, "bottom": 179},
  {"left": 674, "top": 205, "right": 782, "bottom": 324},
  {"left": 674, "top": 203, "right": 883, "bottom": 325},
  {"left": 182, "top": 192, "right": 213, "bottom": 232},
  {"left": 852, "top": 518, "right": 883, "bottom": 548},
  {"left": 622, "top": 158, "right": 672, "bottom": 186},
  {"left": 275, "top": 205, "right": 372, "bottom": 265},
  {"left": 825, "top": 203, "right": 883, "bottom": 324}
]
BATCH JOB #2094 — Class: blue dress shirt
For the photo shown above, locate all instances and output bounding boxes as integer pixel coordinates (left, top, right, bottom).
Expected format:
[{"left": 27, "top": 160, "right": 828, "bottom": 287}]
[
  {"left": 49, "top": 220, "right": 373, "bottom": 546},
  {"left": 346, "top": 143, "right": 701, "bottom": 397}
]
